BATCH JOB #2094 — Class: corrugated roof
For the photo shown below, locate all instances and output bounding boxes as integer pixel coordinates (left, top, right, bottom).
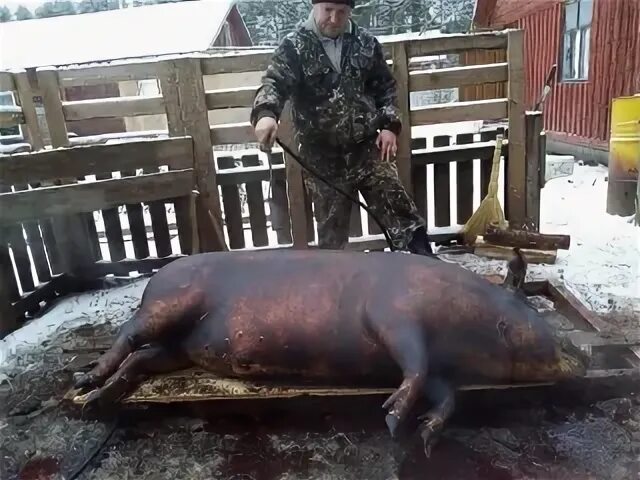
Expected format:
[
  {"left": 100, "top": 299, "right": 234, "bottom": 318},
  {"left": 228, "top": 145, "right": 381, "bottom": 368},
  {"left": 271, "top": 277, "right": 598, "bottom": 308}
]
[{"left": 0, "top": 0, "right": 240, "bottom": 70}]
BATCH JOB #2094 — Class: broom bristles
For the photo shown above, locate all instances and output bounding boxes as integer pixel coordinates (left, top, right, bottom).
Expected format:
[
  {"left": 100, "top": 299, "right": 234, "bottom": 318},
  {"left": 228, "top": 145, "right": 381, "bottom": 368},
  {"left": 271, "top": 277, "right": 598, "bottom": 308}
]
[{"left": 462, "top": 134, "right": 507, "bottom": 245}]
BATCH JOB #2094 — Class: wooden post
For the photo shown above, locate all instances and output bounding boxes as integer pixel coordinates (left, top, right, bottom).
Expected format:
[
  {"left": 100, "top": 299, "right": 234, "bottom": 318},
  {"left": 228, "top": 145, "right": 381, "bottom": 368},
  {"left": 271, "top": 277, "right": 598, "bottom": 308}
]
[
  {"left": 391, "top": 41, "right": 412, "bottom": 192},
  {"left": 279, "top": 104, "right": 309, "bottom": 249},
  {"left": 14, "top": 70, "right": 44, "bottom": 151},
  {"left": 159, "top": 58, "right": 227, "bottom": 252},
  {"left": 506, "top": 30, "right": 527, "bottom": 228},
  {"left": 37, "top": 67, "right": 95, "bottom": 275},
  {"left": 525, "top": 111, "right": 544, "bottom": 231}
]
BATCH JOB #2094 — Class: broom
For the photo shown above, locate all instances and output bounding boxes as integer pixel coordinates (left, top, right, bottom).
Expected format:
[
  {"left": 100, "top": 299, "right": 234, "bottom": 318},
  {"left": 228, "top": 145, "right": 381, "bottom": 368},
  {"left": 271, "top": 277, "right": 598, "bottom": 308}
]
[{"left": 461, "top": 134, "right": 508, "bottom": 245}]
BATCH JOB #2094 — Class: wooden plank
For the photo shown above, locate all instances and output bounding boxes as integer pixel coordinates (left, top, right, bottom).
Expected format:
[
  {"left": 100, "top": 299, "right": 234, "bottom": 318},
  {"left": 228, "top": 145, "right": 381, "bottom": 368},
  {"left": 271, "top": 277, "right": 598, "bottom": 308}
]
[
  {"left": 62, "top": 95, "right": 165, "bottom": 120},
  {"left": 0, "top": 170, "right": 193, "bottom": 225},
  {"left": 242, "top": 154, "right": 269, "bottom": 247},
  {"left": 210, "top": 122, "right": 254, "bottom": 145},
  {"left": 568, "top": 330, "right": 640, "bottom": 348},
  {"left": 0, "top": 137, "right": 193, "bottom": 185},
  {"left": 403, "top": 31, "right": 508, "bottom": 58},
  {"left": 162, "top": 58, "right": 227, "bottom": 252},
  {"left": 158, "top": 65, "right": 199, "bottom": 256},
  {"left": 0, "top": 106, "right": 24, "bottom": 127},
  {"left": 473, "top": 239, "right": 557, "bottom": 264},
  {"left": 217, "top": 156, "right": 246, "bottom": 249},
  {"left": 205, "top": 87, "right": 256, "bottom": 109},
  {"left": 506, "top": 30, "right": 527, "bottom": 228},
  {"left": 391, "top": 41, "right": 412, "bottom": 192},
  {"left": 455, "top": 133, "right": 475, "bottom": 224},
  {"left": 37, "top": 67, "right": 96, "bottom": 274},
  {"left": 268, "top": 152, "right": 294, "bottom": 245},
  {"left": 411, "top": 137, "right": 427, "bottom": 221},
  {"left": 200, "top": 50, "right": 273, "bottom": 75},
  {"left": 410, "top": 63, "right": 509, "bottom": 92},
  {"left": 525, "top": 112, "right": 543, "bottom": 230},
  {"left": 57, "top": 62, "right": 159, "bottom": 87},
  {"left": 216, "top": 163, "right": 285, "bottom": 186},
  {"left": 95, "top": 172, "right": 126, "bottom": 262},
  {"left": 14, "top": 70, "right": 45, "bottom": 150},
  {"left": 279, "top": 105, "right": 309, "bottom": 249},
  {"left": 433, "top": 135, "right": 451, "bottom": 227},
  {"left": 411, "top": 98, "right": 508, "bottom": 125},
  {"left": 123, "top": 193, "right": 150, "bottom": 261},
  {"left": 411, "top": 140, "right": 509, "bottom": 167},
  {"left": 0, "top": 183, "right": 34, "bottom": 294},
  {"left": 77, "top": 255, "right": 186, "bottom": 278}
]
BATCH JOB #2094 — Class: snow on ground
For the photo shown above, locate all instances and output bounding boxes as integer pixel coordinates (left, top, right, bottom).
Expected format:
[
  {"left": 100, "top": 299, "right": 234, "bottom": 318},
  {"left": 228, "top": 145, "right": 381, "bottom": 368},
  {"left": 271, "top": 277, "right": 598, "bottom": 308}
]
[{"left": 442, "top": 162, "right": 640, "bottom": 315}]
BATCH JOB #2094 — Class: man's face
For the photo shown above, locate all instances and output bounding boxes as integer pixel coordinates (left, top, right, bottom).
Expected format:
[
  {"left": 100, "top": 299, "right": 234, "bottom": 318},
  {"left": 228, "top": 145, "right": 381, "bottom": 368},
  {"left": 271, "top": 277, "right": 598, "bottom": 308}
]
[{"left": 313, "top": 3, "right": 351, "bottom": 38}]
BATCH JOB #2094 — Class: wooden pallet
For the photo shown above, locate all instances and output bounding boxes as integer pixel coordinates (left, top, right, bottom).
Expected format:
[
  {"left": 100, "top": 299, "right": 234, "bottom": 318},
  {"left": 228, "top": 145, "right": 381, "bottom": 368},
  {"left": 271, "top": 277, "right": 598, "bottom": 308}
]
[{"left": 64, "top": 278, "right": 640, "bottom": 407}]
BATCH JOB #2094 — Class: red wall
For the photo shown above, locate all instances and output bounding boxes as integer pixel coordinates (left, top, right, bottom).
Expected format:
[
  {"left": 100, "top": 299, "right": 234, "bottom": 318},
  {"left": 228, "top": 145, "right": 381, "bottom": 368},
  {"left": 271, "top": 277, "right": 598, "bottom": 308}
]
[{"left": 514, "top": 0, "right": 640, "bottom": 147}]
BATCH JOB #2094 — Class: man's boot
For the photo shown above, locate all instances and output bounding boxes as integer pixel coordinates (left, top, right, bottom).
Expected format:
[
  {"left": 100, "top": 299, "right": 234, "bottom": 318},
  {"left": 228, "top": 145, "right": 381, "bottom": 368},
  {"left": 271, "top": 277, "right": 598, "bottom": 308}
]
[{"left": 406, "top": 226, "right": 434, "bottom": 256}]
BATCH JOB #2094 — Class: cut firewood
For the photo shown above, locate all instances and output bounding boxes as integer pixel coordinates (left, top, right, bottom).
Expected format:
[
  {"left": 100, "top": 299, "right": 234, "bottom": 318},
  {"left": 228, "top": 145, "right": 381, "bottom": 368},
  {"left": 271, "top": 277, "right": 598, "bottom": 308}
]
[
  {"left": 484, "top": 223, "right": 571, "bottom": 250},
  {"left": 474, "top": 238, "right": 557, "bottom": 264}
]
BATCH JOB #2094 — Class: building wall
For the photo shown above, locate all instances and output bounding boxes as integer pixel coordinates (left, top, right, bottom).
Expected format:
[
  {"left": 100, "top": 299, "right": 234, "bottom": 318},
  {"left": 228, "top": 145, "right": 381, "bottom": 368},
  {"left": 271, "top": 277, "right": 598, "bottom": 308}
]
[{"left": 467, "top": 0, "right": 640, "bottom": 149}]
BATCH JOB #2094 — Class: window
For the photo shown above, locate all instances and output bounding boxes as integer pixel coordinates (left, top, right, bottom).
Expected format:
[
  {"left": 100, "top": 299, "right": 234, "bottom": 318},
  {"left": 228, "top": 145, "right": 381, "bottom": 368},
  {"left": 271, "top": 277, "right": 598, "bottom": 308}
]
[
  {"left": 0, "top": 91, "right": 20, "bottom": 138},
  {"left": 561, "top": 0, "right": 592, "bottom": 81}
]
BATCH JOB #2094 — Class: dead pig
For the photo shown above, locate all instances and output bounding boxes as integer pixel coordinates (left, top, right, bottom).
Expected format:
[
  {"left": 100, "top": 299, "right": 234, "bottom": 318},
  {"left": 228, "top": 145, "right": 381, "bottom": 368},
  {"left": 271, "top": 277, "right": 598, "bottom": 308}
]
[{"left": 74, "top": 249, "right": 589, "bottom": 456}]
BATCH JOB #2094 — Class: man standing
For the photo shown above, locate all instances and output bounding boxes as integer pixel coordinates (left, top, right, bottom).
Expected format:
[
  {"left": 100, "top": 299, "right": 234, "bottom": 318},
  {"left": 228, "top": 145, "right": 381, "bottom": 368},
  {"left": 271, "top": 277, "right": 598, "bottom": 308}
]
[{"left": 250, "top": 0, "right": 432, "bottom": 255}]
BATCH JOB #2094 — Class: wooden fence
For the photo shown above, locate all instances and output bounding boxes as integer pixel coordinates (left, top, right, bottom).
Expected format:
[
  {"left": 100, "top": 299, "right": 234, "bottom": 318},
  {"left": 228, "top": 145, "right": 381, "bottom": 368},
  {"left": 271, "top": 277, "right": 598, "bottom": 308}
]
[{"left": 0, "top": 29, "right": 545, "bottom": 337}]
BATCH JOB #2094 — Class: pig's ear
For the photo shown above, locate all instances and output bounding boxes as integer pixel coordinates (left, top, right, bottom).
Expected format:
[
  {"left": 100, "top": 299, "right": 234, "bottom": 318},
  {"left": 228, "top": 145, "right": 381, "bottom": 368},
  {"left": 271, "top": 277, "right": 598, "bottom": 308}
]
[{"left": 503, "top": 247, "right": 527, "bottom": 294}]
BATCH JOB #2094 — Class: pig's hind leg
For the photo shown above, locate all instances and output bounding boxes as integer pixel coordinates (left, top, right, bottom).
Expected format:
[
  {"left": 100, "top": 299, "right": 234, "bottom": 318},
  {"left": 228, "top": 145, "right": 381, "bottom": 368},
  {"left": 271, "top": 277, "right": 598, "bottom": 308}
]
[
  {"left": 374, "top": 323, "right": 429, "bottom": 439},
  {"left": 417, "top": 377, "right": 455, "bottom": 458},
  {"left": 82, "top": 345, "right": 192, "bottom": 406}
]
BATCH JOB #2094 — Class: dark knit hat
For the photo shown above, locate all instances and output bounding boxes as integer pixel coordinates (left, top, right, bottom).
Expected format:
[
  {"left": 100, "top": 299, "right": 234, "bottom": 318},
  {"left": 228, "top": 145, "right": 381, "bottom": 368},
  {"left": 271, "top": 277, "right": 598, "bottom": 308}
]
[{"left": 312, "top": 0, "right": 355, "bottom": 7}]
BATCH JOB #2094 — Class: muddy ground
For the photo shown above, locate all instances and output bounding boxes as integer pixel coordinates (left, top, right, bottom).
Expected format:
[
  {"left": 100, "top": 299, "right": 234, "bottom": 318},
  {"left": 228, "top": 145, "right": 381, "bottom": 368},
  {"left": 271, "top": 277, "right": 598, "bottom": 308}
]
[{"left": 1, "top": 297, "right": 639, "bottom": 480}]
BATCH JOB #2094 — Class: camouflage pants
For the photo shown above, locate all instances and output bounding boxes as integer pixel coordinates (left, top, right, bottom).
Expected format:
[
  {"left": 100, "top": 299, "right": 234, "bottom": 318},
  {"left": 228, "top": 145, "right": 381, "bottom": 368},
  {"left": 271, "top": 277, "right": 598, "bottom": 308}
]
[{"left": 301, "top": 140, "right": 426, "bottom": 250}]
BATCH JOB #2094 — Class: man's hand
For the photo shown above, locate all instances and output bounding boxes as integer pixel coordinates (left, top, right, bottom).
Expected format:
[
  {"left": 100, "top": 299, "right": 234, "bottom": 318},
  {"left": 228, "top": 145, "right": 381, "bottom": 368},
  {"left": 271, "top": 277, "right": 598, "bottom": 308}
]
[
  {"left": 376, "top": 129, "right": 397, "bottom": 162},
  {"left": 255, "top": 116, "right": 278, "bottom": 152}
]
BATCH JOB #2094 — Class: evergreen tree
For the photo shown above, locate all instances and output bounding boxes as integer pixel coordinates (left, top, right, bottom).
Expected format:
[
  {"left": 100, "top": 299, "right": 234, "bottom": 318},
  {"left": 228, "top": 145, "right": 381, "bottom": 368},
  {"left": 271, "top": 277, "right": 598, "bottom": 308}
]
[
  {"left": 35, "top": 1, "right": 78, "bottom": 18},
  {"left": 0, "top": 6, "right": 12, "bottom": 22},
  {"left": 15, "top": 5, "right": 34, "bottom": 20}
]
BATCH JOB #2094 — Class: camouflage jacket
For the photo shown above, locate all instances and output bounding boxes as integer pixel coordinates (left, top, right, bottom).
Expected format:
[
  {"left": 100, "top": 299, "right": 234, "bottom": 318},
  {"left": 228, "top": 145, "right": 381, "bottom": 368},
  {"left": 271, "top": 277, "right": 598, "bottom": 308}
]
[{"left": 250, "top": 19, "right": 402, "bottom": 150}]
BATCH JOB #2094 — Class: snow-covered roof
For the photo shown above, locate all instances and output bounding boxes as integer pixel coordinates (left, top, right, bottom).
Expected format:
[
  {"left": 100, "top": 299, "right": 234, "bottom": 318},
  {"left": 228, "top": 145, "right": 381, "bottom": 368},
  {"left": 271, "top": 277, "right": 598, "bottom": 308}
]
[{"left": 0, "top": 0, "right": 243, "bottom": 70}]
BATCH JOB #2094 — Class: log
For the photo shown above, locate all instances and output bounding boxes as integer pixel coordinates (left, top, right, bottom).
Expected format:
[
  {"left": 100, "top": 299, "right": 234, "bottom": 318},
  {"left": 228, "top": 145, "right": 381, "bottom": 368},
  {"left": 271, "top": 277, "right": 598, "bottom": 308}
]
[
  {"left": 484, "top": 224, "right": 571, "bottom": 250},
  {"left": 473, "top": 239, "right": 557, "bottom": 264}
]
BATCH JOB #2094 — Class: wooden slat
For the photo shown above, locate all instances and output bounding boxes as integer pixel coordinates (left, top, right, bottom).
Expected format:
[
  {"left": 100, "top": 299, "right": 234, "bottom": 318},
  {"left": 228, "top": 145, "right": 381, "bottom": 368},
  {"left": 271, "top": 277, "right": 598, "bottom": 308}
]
[
  {"left": 568, "top": 330, "right": 640, "bottom": 348},
  {"left": 455, "top": 133, "right": 475, "bottom": 224},
  {"left": 391, "top": 41, "right": 412, "bottom": 191},
  {"left": 0, "top": 136, "right": 193, "bottom": 185},
  {"left": 0, "top": 170, "right": 193, "bottom": 225},
  {"left": 217, "top": 156, "right": 245, "bottom": 249},
  {"left": 62, "top": 95, "right": 165, "bottom": 120},
  {"left": 205, "top": 87, "right": 256, "bottom": 109},
  {"left": 57, "top": 62, "right": 159, "bottom": 87},
  {"left": 242, "top": 155, "right": 269, "bottom": 247},
  {"left": 403, "top": 31, "right": 509, "bottom": 58},
  {"left": 268, "top": 152, "right": 293, "bottom": 245},
  {"left": 410, "top": 63, "right": 509, "bottom": 91},
  {"left": 433, "top": 135, "right": 451, "bottom": 227},
  {"left": 0, "top": 243, "right": 18, "bottom": 336},
  {"left": 210, "top": 122, "right": 254, "bottom": 145},
  {"left": 200, "top": 50, "right": 273, "bottom": 75},
  {"left": 0, "top": 106, "right": 24, "bottom": 127},
  {"left": 123, "top": 189, "right": 150, "bottom": 260},
  {"left": 411, "top": 98, "right": 508, "bottom": 125},
  {"left": 96, "top": 171, "right": 127, "bottom": 262},
  {"left": 411, "top": 139, "right": 508, "bottom": 167},
  {"left": 216, "top": 163, "right": 285, "bottom": 186},
  {"left": 525, "top": 112, "right": 543, "bottom": 230},
  {"left": 14, "top": 70, "right": 44, "bottom": 150},
  {"left": 506, "top": 30, "right": 527, "bottom": 227},
  {"left": 279, "top": 106, "right": 309, "bottom": 249}
]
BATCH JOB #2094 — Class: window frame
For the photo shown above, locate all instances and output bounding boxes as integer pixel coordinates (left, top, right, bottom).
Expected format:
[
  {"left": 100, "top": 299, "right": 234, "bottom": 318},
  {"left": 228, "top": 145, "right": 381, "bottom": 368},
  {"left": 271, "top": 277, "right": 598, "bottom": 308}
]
[{"left": 559, "top": 0, "right": 592, "bottom": 83}]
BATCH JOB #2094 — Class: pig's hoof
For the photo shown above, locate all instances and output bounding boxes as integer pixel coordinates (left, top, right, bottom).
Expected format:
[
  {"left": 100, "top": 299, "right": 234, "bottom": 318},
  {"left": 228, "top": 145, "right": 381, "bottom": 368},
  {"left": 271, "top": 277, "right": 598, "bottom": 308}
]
[
  {"left": 385, "top": 413, "right": 401, "bottom": 438},
  {"left": 73, "top": 372, "right": 99, "bottom": 390},
  {"left": 418, "top": 414, "right": 444, "bottom": 458}
]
